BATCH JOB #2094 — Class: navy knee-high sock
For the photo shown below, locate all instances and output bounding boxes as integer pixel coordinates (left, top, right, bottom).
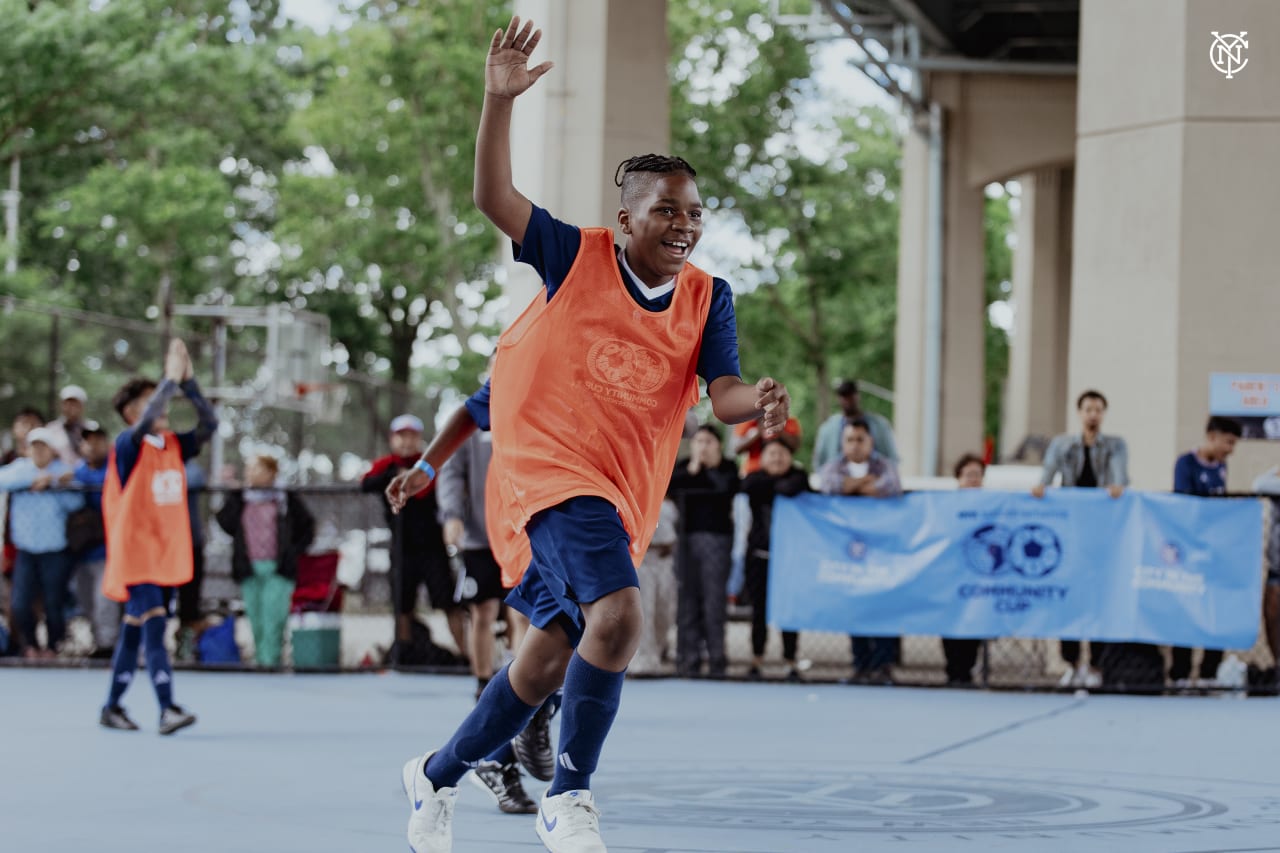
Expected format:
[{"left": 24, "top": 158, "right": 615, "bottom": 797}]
[
  {"left": 548, "top": 654, "right": 624, "bottom": 796},
  {"left": 142, "top": 617, "right": 174, "bottom": 709},
  {"left": 484, "top": 741, "right": 517, "bottom": 766},
  {"left": 106, "top": 622, "right": 142, "bottom": 708},
  {"left": 425, "top": 666, "right": 538, "bottom": 789}
]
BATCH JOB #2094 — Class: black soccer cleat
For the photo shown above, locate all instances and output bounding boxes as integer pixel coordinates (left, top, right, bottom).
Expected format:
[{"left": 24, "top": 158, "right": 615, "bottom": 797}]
[
  {"left": 512, "top": 701, "right": 556, "bottom": 782},
  {"left": 158, "top": 704, "right": 197, "bottom": 736},
  {"left": 99, "top": 705, "right": 140, "bottom": 731},
  {"left": 469, "top": 761, "right": 538, "bottom": 814}
]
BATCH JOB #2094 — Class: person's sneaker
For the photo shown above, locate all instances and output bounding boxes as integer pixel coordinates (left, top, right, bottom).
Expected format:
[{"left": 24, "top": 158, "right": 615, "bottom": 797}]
[
  {"left": 469, "top": 760, "right": 537, "bottom": 814},
  {"left": 158, "top": 705, "right": 197, "bottom": 736},
  {"left": 513, "top": 701, "right": 556, "bottom": 782},
  {"left": 99, "top": 705, "right": 139, "bottom": 731},
  {"left": 1057, "top": 667, "right": 1078, "bottom": 688},
  {"left": 535, "top": 789, "right": 606, "bottom": 853},
  {"left": 1079, "top": 667, "right": 1103, "bottom": 689},
  {"left": 401, "top": 753, "right": 457, "bottom": 853}
]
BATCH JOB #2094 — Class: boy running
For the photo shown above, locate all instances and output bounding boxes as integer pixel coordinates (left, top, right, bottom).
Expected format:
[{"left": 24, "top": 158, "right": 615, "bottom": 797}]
[{"left": 386, "top": 17, "right": 790, "bottom": 853}]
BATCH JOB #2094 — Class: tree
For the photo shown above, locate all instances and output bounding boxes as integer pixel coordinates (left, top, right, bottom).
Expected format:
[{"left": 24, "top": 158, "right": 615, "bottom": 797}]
[
  {"left": 669, "top": 1, "right": 901, "bottom": 455},
  {"left": 270, "top": 0, "right": 508, "bottom": 411}
]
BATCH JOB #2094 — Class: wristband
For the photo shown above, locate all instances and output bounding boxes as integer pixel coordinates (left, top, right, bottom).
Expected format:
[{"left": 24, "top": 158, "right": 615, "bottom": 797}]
[{"left": 413, "top": 459, "right": 436, "bottom": 480}]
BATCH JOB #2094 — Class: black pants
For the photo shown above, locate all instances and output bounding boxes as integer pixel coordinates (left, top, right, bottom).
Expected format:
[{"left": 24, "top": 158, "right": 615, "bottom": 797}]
[
  {"left": 1169, "top": 646, "right": 1223, "bottom": 681},
  {"left": 1061, "top": 639, "right": 1110, "bottom": 667},
  {"left": 745, "top": 555, "right": 797, "bottom": 660},
  {"left": 942, "top": 638, "right": 981, "bottom": 684},
  {"left": 176, "top": 544, "right": 204, "bottom": 625}
]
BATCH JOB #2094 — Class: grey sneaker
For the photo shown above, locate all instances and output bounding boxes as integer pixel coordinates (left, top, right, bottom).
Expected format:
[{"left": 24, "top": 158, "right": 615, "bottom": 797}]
[
  {"left": 100, "top": 705, "right": 139, "bottom": 731},
  {"left": 158, "top": 705, "right": 196, "bottom": 736},
  {"left": 469, "top": 760, "right": 537, "bottom": 814},
  {"left": 513, "top": 701, "right": 555, "bottom": 782}
]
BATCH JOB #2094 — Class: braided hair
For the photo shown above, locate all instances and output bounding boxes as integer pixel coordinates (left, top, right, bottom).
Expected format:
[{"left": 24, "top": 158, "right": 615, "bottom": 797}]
[{"left": 614, "top": 154, "right": 697, "bottom": 207}]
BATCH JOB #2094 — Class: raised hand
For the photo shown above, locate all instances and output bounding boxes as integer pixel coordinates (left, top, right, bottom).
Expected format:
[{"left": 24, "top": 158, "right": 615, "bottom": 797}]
[
  {"left": 486, "top": 15, "right": 553, "bottom": 99},
  {"left": 754, "top": 377, "right": 791, "bottom": 437},
  {"left": 164, "top": 339, "right": 188, "bottom": 383}
]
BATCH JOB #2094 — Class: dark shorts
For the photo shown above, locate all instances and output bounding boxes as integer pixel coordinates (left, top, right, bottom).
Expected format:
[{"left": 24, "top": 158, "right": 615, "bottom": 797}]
[
  {"left": 125, "top": 583, "right": 170, "bottom": 618},
  {"left": 459, "top": 549, "right": 507, "bottom": 604},
  {"left": 397, "top": 549, "right": 456, "bottom": 615},
  {"left": 504, "top": 496, "right": 640, "bottom": 647},
  {"left": 1268, "top": 568, "right": 1280, "bottom": 586}
]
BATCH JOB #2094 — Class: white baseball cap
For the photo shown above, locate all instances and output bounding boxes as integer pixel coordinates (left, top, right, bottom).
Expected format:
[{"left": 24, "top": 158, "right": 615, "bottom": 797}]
[
  {"left": 60, "top": 385, "right": 88, "bottom": 403},
  {"left": 25, "top": 427, "right": 57, "bottom": 447},
  {"left": 389, "top": 414, "right": 424, "bottom": 434}
]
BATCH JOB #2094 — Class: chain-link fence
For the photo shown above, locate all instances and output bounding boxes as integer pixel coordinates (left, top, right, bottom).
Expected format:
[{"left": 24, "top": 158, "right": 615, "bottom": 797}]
[
  {"left": 1, "top": 483, "right": 1277, "bottom": 694},
  {"left": 0, "top": 295, "right": 429, "bottom": 484}
]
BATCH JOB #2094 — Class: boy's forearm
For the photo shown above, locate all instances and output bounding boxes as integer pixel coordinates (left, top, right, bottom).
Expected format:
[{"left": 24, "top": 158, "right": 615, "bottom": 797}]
[
  {"left": 475, "top": 94, "right": 517, "bottom": 213},
  {"left": 709, "top": 378, "right": 763, "bottom": 425},
  {"left": 419, "top": 406, "right": 478, "bottom": 473}
]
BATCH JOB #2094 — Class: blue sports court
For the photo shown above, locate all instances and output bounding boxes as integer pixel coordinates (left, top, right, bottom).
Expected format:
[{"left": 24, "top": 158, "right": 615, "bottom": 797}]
[{"left": 6, "top": 668, "right": 1277, "bottom": 852}]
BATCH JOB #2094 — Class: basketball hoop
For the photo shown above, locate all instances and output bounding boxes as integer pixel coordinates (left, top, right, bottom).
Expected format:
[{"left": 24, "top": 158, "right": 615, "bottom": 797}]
[{"left": 293, "top": 381, "right": 348, "bottom": 424}]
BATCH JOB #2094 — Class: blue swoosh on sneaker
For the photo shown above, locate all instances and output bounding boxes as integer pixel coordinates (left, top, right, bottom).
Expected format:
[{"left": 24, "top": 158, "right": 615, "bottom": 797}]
[
  {"left": 413, "top": 772, "right": 423, "bottom": 810},
  {"left": 540, "top": 810, "right": 558, "bottom": 833}
]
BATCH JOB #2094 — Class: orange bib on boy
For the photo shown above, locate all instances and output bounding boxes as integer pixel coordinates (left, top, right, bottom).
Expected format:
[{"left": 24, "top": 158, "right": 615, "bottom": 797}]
[
  {"left": 101, "top": 432, "right": 194, "bottom": 602},
  {"left": 486, "top": 228, "right": 715, "bottom": 587}
]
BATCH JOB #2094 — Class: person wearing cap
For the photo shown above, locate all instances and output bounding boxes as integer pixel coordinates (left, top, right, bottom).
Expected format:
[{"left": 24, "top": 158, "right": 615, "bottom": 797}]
[
  {"left": 361, "top": 413, "right": 467, "bottom": 664},
  {"left": 0, "top": 426, "right": 84, "bottom": 658},
  {"left": 812, "top": 378, "right": 899, "bottom": 472},
  {"left": 71, "top": 421, "right": 119, "bottom": 658},
  {"left": 44, "top": 384, "right": 90, "bottom": 466}
]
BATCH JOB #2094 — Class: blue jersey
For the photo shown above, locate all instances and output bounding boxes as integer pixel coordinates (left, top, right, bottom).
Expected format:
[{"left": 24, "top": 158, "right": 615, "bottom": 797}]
[
  {"left": 1174, "top": 451, "right": 1228, "bottom": 496},
  {"left": 466, "top": 205, "right": 742, "bottom": 431}
]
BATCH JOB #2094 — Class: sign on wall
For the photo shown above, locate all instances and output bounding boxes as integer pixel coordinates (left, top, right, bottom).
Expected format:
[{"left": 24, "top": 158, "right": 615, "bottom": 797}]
[{"left": 1210, "top": 373, "right": 1280, "bottom": 440}]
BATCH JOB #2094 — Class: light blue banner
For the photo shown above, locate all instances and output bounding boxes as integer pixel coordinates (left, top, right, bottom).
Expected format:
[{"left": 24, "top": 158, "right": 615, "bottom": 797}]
[{"left": 768, "top": 491, "right": 1263, "bottom": 648}]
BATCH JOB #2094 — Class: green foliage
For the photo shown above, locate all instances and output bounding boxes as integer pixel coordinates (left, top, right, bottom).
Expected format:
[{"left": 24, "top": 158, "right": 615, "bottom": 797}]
[
  {"left": 984, "top": 190, "right": 1015, "bottom": 449},
  {"left": 270, "top": 1, "right": 507, "bottom": 393},
  {"left": 669, "top": 1, "right": 901, "bottom": 460}
]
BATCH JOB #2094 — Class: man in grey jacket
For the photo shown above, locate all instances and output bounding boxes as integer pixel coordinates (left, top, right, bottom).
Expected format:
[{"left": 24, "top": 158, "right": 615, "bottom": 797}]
[{"left": 1033, "top": 389, "right": 1130, "bottom": 688}]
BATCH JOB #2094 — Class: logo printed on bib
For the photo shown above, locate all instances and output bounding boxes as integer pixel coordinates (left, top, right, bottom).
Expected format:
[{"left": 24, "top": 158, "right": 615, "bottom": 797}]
[{"left": 151, "top": 470, "right": 184, "bottom": 506}]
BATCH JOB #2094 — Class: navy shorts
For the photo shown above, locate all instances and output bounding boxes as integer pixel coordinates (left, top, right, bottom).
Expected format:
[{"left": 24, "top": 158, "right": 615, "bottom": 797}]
[
  {"left": 125, "top": 583, "right": 170, "bottom": 618},
  {"left": 505, "top": 496, "right": 640, "bottom": 647}
]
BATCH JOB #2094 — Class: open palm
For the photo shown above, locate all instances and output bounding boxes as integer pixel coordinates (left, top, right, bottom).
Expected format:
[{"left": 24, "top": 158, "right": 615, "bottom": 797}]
[{"left": 486, "top": 16, "right": 553, "bottom": 99}]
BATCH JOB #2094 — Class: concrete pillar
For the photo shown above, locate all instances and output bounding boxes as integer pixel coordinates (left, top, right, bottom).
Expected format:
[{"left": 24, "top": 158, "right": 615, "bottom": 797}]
[
  {"left": 1001, "top": 167, "right": 1074, "bottom": 459},
  {"left": 935, "top": 76, "right": 989, "bottom": 476},
  {"left": 1071, "top": 0, "right": 1280, "bottom": 489},
  {"left": 893, "top": 122, "right": 930, "bottom": 476},
  {"left": 893, "top": 78, "right": 988, "bottom": 477},
  {"left": 503, "top": 0, "right": 669, "bottom": 319}
]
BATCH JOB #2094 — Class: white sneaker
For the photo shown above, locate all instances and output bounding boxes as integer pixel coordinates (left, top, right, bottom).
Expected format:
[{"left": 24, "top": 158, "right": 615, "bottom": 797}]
[
  {"left": 402, "top": 752, "right": 458, "bottom": 853},
  {"left": 535, "top": 789, "right": 607, "bottom": 852},
  {"left": 1079, "top": 666, "right": 1102, "bottom": 689},
  {"left": 1057, "top": 668, "right": 1078, "bottom": 688}
]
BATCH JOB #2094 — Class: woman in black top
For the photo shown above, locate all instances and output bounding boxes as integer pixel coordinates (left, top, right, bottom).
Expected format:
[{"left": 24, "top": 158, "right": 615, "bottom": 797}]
[
  {"left": 668, "top": 424, "right": 739, "bottom": 677},
  {"left": 740, "top": 438, "right": 810, "bottom": 680}
]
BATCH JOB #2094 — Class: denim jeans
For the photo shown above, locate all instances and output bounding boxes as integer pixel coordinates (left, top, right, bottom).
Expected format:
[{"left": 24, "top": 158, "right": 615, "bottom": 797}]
[{"left": 12, "top": 549, "right": 74, "bottom": 650}]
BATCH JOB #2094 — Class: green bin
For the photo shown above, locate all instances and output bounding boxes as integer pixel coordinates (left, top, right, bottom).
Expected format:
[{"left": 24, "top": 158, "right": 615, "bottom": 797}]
[{"left": 289, "top": 613, "right": 342, "bottom": 669}]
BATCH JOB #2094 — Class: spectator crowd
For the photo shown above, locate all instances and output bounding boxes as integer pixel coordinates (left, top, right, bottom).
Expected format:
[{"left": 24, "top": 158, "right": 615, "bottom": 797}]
[{"left": 1, "top": 376, "right": 1277, "bottom": 693}]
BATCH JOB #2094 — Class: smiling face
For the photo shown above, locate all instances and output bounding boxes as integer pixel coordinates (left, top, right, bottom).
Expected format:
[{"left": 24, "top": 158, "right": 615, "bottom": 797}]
[{"left": 618, "top": 174, "right": 703, "bottom": 287}]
